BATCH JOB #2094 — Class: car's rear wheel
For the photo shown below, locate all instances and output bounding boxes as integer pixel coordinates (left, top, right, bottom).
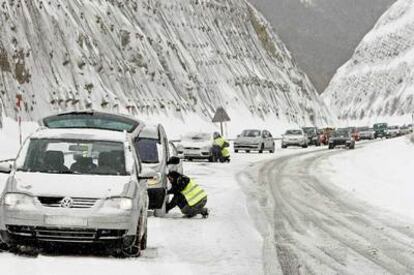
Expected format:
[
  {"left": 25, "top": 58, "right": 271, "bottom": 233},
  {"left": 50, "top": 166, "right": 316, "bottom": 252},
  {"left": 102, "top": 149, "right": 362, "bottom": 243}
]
[
  {"left": 328, "top": 144, "right": 334, "bottom": 149},
  {"left": 281, "top": 145, "right": 287, "bottom": 149},
  {"left": 246, "top": 150, "right": 250, "bottom": 153},
  {"left": 270, "top": 144, "right": 275, "bottom": 153},
  {"left": 259, "top": 144, "right": 264, "bottom": 154},
  {"left": 234, "top": 149, "right": 239, "bottom": 153},
  {"left": 154, "top": 193, "right": 167, "bottom": 217}
]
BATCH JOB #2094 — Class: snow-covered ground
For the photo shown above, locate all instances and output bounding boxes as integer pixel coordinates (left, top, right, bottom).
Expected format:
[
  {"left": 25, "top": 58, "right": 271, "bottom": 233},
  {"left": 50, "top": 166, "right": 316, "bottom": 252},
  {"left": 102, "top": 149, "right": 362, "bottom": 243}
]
[
  {"left": 320, "top": 136, "right": 414, "bottom": 220},
  {"left": 0, "top": 119, "right": 283, "bottom": 275}
]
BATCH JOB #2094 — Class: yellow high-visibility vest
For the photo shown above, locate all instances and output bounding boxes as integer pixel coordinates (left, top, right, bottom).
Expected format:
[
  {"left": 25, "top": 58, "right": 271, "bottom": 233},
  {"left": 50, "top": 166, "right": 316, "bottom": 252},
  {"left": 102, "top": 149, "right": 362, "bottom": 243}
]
[
  {"left": 213, "top": 137, "right": 230, "bottom": 157},
  {"left": 181, "top": 179, "right": 207, "bottom": 207}
]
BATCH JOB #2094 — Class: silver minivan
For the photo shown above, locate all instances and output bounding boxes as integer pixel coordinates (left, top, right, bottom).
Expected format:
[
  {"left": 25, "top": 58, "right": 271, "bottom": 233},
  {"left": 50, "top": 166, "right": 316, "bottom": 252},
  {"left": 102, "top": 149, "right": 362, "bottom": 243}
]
[
  {"left": 0, "top": 127, "right": 151, "bottom": 257},
  {"left": 39, "top": 111, "right": 179, "bottom": 218}
]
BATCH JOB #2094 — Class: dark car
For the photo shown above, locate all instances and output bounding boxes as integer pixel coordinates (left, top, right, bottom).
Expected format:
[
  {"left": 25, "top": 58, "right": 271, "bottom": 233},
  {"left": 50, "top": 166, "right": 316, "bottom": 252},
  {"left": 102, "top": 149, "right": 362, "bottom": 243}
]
[
  {"left": 302, "top": 127, "right": 321, "bottom": 146},
  {"left": 373, "top": 123, "right": 388, "bottom": 139},
  {"left": 328, "top": 128, "right": 355, "bottom": 150}
]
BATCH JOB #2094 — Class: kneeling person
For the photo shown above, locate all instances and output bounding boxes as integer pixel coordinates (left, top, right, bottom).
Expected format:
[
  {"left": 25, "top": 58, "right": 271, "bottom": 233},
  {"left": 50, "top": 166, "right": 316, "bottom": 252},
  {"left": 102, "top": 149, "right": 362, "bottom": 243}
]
[{"left": 166, "top": 171, "right": 209, "bottom": 218}]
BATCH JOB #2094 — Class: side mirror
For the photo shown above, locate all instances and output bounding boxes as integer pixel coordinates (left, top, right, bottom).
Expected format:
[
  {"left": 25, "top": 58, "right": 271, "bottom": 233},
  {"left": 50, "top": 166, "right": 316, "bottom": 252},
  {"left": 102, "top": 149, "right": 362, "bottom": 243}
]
[
  {"left": 167, "top": 156, "right": 180, "bottom": 165},
  {"left": 0, "top": 160, "right": 13, "bottom": 174},
  {"left": 138, "top": 168, "right": 158, "bottom": 180},
  {"left": 237, "top": 135, "right": 240, "bottom": 138}
]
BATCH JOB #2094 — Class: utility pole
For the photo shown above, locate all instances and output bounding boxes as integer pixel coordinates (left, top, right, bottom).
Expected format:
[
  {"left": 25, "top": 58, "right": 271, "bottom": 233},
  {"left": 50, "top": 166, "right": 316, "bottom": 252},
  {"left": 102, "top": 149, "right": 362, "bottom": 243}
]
[{"left": 16, "top": 94, "right": 23, "bottom": 145}]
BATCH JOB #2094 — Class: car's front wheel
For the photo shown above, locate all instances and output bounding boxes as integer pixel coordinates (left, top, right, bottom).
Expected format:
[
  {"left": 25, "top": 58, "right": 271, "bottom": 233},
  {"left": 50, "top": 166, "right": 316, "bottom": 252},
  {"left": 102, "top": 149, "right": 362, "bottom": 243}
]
[{"left": 120, "top": 214, "right": 145, "bottom": 257}]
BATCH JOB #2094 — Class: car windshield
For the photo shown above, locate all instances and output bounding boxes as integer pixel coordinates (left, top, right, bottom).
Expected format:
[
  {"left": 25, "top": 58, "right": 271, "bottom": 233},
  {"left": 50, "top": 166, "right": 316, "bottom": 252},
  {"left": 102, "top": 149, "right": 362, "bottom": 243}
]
[
  {"left": 374, "top": 123, "right": 387, "bottom": 129},
  {"left": 43, "top": 113, "right": 139, "bottom": 132},
  {"left": 389, "top": 126, "right": 398, "bottom": 129},
  {"left": 16, "top": 138, "right": 128, "bottom": 175},
  {"left": 241, "top": 130, "right": 261, "bottom": 137},
  {"left": 303, "top": 128, "right": 316, "bottom": 134},
  {"left": 358, "top": 127, "right": 369, "bottom": 131},
  {"left": 183, "top": 133, "right": 211, "bottom": 142},
  {"left": 136, "top": 138, "right": 161, "bottom": 164},
  {"left": 285, "top": 130, "right": 302, "bottom": 135},
  {"left": 332, "top": 129, "right": 349, "bottom": 137}
]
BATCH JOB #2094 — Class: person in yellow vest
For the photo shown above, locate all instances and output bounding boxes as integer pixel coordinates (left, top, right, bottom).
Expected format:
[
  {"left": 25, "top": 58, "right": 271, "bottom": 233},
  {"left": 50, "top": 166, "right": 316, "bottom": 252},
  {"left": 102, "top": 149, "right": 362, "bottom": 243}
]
[
  {"left": 166, "top": 171, "right": 209, "bottom": 218},
  {"left": 213, "top": 132, "right": 230, "bottom": 162}
]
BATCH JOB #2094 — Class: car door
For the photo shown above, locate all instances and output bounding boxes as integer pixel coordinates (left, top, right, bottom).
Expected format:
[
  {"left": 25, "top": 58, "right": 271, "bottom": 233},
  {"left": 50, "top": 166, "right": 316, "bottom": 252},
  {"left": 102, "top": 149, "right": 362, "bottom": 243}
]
[
  {"left": 168, "top": 142, "right": 183, "bottom": 174},
  {"left": 267, "top": 131, "right": 274, "bottom": 149}
]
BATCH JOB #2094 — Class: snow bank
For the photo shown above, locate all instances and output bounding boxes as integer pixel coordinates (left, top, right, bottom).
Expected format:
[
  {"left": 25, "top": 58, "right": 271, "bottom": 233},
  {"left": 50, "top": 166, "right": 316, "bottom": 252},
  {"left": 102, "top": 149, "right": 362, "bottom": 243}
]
[{"left": 320, "top": 137, "right": 414, "bottom": 219}]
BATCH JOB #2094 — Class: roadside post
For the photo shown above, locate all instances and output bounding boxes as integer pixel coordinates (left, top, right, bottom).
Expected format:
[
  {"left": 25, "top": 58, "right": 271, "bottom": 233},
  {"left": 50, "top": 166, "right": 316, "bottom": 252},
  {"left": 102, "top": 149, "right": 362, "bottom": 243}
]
[
  {"left": 16, "top": 94, "right": 23, "bottom": 145},
  {"left": 212, "top": 107, "right": 231, "bottom": 136}
]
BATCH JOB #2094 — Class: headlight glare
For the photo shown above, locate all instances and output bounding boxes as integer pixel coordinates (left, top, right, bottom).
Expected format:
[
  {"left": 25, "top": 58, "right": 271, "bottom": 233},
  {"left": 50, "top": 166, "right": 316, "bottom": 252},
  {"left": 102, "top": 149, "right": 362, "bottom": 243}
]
[
  {"left": 4, "top": 193, "right": 34, "bottom": 208},
  {"left": 104, "top": 198, "right": 133, "bottom": 210}
]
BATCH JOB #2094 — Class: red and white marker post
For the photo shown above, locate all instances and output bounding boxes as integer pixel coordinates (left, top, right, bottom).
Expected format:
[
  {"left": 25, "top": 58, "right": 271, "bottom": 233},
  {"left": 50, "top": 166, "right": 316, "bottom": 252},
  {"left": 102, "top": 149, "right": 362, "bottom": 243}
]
[{"left": 16, "top": 94, "right": 23, "bottom": 145}]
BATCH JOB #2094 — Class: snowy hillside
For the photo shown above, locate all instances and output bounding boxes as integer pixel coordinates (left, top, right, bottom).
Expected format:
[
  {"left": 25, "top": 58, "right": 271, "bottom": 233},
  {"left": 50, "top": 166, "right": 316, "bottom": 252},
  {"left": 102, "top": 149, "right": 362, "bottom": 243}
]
[
  {"left": 323, "top": 0, "right": 414, "bottom": 124},
  {"left": 0, "top": 0, "right": 331, "bottom": 136}
]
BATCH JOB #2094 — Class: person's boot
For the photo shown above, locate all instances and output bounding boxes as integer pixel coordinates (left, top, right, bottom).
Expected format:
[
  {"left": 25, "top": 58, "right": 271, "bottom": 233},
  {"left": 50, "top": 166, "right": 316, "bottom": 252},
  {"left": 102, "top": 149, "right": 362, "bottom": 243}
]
[{"left": 201, "top": 208, "right": 209, "bottom": 219}]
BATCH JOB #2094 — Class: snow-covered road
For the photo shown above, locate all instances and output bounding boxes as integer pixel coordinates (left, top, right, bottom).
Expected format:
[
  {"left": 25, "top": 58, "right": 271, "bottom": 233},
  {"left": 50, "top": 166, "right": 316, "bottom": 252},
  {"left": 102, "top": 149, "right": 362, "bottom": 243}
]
[
  {"left": 239, "top": 137, "right": 414, "bottom": 274},
  {"left": 1, "top": 133, "right": 414, "bottom": 275}
]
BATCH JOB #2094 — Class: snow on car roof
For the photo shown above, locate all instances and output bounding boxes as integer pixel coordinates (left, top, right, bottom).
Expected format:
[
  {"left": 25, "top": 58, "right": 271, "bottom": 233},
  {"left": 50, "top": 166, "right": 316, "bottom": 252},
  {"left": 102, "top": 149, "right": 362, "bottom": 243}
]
[
  {"left": 140, "top": 124, "right": 159, "bottom": 139},
  {"left": 31, "top": 128, "right": 127, "bottom": 142}
]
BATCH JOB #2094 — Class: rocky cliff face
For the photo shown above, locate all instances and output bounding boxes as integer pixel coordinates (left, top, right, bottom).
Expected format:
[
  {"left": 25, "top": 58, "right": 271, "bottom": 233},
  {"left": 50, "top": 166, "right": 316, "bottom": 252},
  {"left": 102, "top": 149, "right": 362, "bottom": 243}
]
[
  {"left": 0, "top": 0, "right": 331, "bottom": 132},
  {"left": 249, "top": 0, "right": 396, "bottom": 93},
  {"left": 323, "top": 0, "right": 414, "bottom": 123}
]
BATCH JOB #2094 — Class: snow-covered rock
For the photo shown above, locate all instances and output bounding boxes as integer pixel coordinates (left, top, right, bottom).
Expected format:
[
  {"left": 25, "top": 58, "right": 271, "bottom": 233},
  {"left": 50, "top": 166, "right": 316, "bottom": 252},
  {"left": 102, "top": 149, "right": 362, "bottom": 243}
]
[
  {"left": 323, "top": 0, "right": 414, "bottom": 124},
  {"left": 0, "top": 0, "right": 331, "bottom": 135}
]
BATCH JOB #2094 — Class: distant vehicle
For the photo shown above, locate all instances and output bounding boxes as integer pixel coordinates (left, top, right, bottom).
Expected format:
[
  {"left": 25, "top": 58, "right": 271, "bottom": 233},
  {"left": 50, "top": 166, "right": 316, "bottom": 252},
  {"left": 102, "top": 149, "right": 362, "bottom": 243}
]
[
  {"left": 400, "top": 125, "right": 411, "bottom": 136},
  {"left": 373, "top": 123, "right": 388, "bottom": 139},
  {"left": 358, "top": 127, "right": 375, "bottom": 140},
  {"left": 320, "top": 127, "right": 335, "bottom": 145},
  {"left": 0, "top": 127, "right": 151, "bottom": 257},
  {"left": 346, "top": 127, "right": 361, "bottom": 141},
  {"left": 168, "top": 142, "right": 184, "bottom": 174},
  {"left": 40, "top": 111, "right": 179, "bottom": 218},
  {"left": 180, "top": 132, "right": 215, "bottom": 161},
  {"left": 302, "top": 127, "right": 321, "bottom": 146},
  {"left": 281, "top": 129, "right": 308, "bottom": 148},
  {"left": 329, "top": 128, "right": 355, "bottom": 149},
  {"left": 234, "top": 129, "right": 275, "bottom": 153},
  {"left": 386, "top": 125, "right": 400, "bottom": 138}
]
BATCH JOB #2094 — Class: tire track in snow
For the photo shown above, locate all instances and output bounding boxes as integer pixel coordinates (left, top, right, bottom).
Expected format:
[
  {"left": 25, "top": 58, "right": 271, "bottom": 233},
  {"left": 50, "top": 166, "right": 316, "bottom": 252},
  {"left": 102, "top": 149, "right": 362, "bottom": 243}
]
[{"left": 252, "top": 144, "right": 414, "bottom": 274}]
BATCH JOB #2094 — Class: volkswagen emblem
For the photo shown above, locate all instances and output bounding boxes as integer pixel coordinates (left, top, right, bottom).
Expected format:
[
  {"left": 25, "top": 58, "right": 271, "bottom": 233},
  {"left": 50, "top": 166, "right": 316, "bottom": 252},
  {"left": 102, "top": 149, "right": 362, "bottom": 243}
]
[{"left": 60, "top": 197, "right": 74, "bottom": 208}]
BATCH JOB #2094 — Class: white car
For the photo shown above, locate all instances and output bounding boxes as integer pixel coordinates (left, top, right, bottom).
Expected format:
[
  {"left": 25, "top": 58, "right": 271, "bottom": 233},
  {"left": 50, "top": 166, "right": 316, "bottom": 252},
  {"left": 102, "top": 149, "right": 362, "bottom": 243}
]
[
  {"left": 233, "top": 129, "right": 275, "bottom": 153},
  {"left": 358, "top": 127, "right": 375, "bottom": 140},
  {"left": 180, "top": 133, "right": 215, "bottom": 162},
  {"left": 386, "top": 126, "right": 400, "bottom": 138},
  {"left": 0, "top": 128, "right": 151, "bottom": 257},
  {"left": 282, "top": 129, "right": 308, "bottom": 148}
]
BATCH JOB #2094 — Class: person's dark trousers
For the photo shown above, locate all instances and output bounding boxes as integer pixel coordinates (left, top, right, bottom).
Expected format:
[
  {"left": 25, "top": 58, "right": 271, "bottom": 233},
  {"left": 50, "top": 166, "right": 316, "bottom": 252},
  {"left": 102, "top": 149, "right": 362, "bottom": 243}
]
[{"left": 181, "top": 198, "right": 208, "bottom": 218}]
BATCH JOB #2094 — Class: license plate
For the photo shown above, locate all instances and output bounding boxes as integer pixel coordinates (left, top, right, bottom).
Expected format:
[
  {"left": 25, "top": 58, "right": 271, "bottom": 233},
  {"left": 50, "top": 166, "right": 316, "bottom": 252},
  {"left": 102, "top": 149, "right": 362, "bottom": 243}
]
[{"left": 45, "top": 216, "right": 87, "bottom": 226}]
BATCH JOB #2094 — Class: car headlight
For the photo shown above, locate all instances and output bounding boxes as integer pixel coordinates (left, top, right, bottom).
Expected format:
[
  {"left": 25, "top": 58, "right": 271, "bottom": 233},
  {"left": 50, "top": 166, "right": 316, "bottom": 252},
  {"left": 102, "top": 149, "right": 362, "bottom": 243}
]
[
  {"left": 3, "top": 193, "right": 34, "bottom": 208},
  {"left": 104, "top": 198, "right": 133, "bottom": 210}
]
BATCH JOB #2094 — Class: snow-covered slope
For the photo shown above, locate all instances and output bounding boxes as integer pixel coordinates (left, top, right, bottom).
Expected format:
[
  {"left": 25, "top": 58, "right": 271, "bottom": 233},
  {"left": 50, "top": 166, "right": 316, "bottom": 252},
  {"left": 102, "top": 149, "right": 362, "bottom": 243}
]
[
  {"left": 323, "top": 0, "right": 414, "bottom": 124},
  {"left": 0, "top": 0, "right": 331, "bottom": 136}
]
